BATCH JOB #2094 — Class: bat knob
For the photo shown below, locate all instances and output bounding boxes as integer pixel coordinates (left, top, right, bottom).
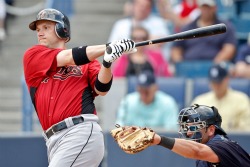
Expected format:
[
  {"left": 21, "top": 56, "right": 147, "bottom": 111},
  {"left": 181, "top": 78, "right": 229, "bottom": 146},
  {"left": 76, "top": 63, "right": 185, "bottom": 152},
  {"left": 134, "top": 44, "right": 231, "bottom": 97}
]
[{"left": 106, "top": 46, "right": 112, "bottom": 54}]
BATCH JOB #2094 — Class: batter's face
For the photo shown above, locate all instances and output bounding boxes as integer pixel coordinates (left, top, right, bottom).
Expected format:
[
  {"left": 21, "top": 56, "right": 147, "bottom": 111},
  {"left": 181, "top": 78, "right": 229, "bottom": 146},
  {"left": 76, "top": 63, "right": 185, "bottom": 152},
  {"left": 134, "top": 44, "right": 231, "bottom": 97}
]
[{"left": 36, "top": 20, "right": 63, "bottom": 48}]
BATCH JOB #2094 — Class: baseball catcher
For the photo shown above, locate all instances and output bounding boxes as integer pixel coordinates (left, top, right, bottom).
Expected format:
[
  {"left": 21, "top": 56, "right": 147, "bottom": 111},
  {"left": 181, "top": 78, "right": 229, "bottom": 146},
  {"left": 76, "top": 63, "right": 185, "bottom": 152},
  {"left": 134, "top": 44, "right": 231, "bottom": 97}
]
[
  {"left": 110, "top": 124, "right": 155, "bottom": 154},
  {"left": 111, "top": 104, "right": 250, "bottom": 167}
]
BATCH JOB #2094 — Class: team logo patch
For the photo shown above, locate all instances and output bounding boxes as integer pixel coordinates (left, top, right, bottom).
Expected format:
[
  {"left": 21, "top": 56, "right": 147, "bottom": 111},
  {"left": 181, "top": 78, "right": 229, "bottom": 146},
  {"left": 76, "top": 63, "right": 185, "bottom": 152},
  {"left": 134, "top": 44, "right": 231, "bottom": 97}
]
[{"left": 54, "top": 66, "right": 83, "bottom": 80}]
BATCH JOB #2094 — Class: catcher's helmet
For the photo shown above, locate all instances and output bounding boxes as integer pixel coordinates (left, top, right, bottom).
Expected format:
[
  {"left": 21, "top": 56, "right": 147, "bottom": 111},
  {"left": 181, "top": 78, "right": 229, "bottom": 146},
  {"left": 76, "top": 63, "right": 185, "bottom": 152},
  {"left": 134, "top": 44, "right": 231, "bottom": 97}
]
[
  {"left": 29, "top": 8, "right": 71, "bottom": 42},
  {"left": 178, "top": 104, "right": 227, "bottom": 142}
]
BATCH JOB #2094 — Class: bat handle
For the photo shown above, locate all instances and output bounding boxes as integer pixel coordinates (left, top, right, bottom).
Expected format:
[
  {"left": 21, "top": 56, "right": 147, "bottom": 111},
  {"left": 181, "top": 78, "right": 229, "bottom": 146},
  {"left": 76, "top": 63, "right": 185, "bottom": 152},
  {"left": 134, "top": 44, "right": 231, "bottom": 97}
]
[{"left": 106, "top": 46, "right": 112, "bottom": 54}]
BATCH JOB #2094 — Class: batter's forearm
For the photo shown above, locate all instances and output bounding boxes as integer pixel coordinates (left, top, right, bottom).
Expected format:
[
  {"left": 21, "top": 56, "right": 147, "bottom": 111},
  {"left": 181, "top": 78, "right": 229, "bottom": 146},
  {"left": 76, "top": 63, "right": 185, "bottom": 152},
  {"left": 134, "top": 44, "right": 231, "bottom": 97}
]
[
  {"left": 94, "top": 67, "right": 113, "bottom": 96},
  {"left": 56, "top": 45, "right": 106, "bottom": 67},
  {"left": 86, "top": 45, "right": 106, "bottom": 61}
]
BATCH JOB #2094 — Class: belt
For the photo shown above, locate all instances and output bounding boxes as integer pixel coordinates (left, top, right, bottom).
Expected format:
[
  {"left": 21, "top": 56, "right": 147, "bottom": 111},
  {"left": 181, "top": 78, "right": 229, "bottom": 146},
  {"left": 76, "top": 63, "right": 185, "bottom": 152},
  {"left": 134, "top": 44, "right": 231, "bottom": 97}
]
[{"left": 45, "top": 116, "right": 84, "bottom": 139}]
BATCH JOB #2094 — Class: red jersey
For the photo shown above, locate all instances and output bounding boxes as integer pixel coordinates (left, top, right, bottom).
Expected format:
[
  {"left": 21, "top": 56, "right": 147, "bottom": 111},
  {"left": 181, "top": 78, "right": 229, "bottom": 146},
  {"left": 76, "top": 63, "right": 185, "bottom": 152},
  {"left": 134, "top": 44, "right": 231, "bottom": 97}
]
[{"left": 23, "top": 45, "right": 100, "bottom": 130}]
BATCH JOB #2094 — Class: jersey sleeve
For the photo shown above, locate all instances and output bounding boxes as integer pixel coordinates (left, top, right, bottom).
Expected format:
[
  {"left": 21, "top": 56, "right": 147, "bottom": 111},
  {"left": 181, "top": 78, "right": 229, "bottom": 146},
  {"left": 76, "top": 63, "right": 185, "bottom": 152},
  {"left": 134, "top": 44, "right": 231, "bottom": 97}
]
[
  {"left": 207, "top": 141, "right": 250, "bottom": 167},
  {"left": 23, "top": 45, "right": 63, "bottom": 87}
]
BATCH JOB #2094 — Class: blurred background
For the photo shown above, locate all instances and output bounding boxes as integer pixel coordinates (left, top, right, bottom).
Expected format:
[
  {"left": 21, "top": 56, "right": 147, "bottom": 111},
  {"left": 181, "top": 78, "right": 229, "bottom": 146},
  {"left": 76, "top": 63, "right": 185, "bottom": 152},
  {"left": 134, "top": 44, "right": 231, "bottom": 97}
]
[{"left": 0, "top": 0, "right": 249, "bottom": 166}]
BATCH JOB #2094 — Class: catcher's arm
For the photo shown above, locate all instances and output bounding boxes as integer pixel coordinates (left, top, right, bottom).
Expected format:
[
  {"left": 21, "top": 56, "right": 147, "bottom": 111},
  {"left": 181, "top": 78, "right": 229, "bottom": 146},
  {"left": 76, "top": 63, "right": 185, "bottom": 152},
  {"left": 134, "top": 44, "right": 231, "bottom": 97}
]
[{"left": 153, "top": 134, "right": 219, "bottom": 163}]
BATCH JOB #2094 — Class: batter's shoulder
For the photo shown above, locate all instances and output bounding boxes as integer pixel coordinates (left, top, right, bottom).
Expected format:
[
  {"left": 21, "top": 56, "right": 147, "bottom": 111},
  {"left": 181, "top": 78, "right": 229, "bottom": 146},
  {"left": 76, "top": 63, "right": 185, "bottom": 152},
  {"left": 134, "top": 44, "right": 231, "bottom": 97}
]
[{"left": 24, "top": 45, "right": 48, "bottom": 57}]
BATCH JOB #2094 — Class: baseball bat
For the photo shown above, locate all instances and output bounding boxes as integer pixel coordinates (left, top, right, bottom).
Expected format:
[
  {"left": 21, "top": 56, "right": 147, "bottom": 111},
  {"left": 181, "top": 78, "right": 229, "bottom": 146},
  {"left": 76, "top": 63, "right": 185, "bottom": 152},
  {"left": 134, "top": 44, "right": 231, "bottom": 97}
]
[{"left": 106, "top": 23, "right": 227, "bottom": 54}]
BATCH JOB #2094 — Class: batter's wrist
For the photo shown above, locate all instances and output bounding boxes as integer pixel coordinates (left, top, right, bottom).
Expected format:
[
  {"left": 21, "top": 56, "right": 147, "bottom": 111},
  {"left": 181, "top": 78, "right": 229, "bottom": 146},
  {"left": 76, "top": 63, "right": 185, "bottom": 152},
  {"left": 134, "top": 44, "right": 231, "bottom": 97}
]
[{"left": 102, "top": 59, "right": 112, "bottom": 68}]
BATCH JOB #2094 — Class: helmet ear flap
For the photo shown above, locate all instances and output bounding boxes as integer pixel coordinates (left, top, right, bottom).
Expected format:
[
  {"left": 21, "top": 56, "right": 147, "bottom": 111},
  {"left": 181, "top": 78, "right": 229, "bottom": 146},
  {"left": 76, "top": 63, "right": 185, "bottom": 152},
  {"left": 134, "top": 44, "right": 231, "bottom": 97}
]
[
  {"left": 55, "top": 22, "right": 70, "bottom": 42},
  {"left": 211, "top": 106, "right": 222, "bottom": 125}
]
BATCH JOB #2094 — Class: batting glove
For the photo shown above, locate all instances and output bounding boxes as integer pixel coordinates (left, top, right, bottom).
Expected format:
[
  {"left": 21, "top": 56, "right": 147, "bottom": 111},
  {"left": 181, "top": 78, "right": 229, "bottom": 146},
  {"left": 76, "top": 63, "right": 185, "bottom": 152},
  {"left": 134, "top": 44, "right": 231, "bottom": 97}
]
[
  {"left": 103, "top": 43, "right": 123, "bottom": 64},
  {"left": 115, "top": 39, "right": 137, "bottom": 53},
  {"left": 104, "top": 39, "right": 136, "bottom": 63}
]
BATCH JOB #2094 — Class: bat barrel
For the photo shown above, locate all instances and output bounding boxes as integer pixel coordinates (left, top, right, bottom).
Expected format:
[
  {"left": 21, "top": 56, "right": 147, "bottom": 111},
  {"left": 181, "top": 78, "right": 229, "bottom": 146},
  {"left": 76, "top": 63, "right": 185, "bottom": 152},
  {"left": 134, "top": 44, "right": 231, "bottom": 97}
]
[{"left": 135, "top": 23, "right": 227, "bottom": 47}]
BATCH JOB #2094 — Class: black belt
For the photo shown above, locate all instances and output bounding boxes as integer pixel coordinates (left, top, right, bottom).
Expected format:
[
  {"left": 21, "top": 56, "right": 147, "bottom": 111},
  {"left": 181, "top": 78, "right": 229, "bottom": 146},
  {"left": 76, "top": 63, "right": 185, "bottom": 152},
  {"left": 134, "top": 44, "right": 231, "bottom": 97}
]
[{"left": 45, "top": 116, "right": 84, "bottom": 139}]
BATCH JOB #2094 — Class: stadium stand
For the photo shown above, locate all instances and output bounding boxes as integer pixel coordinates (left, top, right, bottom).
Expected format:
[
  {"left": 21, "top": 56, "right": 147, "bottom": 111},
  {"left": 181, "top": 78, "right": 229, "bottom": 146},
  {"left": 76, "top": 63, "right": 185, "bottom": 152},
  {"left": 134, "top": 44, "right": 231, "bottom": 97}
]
[{"left": 174, "top": 61, "right": 213, "bottom": 78}]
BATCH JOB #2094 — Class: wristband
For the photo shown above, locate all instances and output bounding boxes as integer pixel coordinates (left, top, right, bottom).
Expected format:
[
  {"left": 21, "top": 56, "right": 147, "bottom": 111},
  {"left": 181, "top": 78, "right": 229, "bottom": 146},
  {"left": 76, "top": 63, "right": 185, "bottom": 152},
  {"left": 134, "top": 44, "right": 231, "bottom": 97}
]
[
  {"left": 102, "top": 59, "right": 112, "bottom": 68},
  {"left": 72, "top": 46, "right": 90, "bottom": 65},
  {"left": 158, "top": 136, "right": 175, "bottom": 150},
  {"left": 95, "top": 75, "right": 113, "bottom": 92}
]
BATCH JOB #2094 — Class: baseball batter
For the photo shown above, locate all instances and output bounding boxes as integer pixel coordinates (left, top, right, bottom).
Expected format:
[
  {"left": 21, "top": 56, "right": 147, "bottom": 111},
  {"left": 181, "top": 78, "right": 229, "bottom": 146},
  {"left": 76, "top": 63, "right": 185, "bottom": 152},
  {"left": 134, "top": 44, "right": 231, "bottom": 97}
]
[
  {"left": 23, "top": 8, "right": 135, "bottom": 167},
  {"left": 151, "top": 104, "right": 250, "bottom": 167}
]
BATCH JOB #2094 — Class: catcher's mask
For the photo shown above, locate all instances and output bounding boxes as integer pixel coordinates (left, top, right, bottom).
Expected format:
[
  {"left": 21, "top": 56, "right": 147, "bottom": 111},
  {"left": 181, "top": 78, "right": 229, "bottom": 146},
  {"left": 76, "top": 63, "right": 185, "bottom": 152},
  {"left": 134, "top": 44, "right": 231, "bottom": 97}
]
[
  {"left": 29, "top": 8, "right": 71, "bottom": 42},
  {"left": 178, "top": 104, "right": 227, "bottom": 143}
]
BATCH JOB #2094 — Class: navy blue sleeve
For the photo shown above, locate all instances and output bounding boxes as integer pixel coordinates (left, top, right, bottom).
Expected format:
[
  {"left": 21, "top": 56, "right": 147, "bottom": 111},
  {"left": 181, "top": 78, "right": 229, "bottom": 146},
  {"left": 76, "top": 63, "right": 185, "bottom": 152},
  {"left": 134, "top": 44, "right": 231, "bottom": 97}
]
[
  {"left": 221, "top": 21, "right": 237, "bottom": 46},
  {"left": 207, "top": 141, "right": 250, "bottom": 167},
  {"left": 235, "top": 44, "right": 250, "bottom": 63}
]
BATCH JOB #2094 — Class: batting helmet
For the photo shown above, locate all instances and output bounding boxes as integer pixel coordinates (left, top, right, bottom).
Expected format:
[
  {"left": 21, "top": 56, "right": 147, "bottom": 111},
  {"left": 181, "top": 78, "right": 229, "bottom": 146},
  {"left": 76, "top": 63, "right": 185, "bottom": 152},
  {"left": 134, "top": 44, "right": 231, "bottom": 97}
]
[
  {"left": 29, "top": 8, "right": 71, "bottom": 42},
  {"left": 178, "top": 104, "right": 227, "bottom": 142}
]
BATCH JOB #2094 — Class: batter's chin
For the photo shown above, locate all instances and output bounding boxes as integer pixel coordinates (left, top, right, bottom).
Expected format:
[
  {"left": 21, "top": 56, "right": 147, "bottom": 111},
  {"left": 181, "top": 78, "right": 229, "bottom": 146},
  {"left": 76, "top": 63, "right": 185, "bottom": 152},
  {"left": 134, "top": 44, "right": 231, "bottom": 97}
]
[{"left": 39, "top": 42, "right": 49, "bottom": 47}]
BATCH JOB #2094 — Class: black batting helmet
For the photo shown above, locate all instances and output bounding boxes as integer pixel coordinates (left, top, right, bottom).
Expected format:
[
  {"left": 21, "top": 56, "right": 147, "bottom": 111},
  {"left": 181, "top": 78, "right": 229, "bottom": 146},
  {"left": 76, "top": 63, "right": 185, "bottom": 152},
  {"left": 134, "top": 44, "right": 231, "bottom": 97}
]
[
  {"left": 178, "top": 104, "right": 227, "bottom": 142},
  {"left": 29, "top": 8, "right": 71, "bottom": 42}
]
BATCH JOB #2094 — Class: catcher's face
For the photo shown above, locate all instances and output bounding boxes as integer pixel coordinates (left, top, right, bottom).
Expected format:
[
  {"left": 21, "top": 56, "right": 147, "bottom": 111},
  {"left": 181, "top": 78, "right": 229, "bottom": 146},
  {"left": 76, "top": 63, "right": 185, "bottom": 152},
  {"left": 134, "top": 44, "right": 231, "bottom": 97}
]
[
  {"left": 36, "top": 20, "right": 64, "bottom": 48},
  {"left": 137, "top": 84, "right": 157, "bottom": 105},
  {"left": 180, "top": 123, "right": 215, "bottom": 144}
]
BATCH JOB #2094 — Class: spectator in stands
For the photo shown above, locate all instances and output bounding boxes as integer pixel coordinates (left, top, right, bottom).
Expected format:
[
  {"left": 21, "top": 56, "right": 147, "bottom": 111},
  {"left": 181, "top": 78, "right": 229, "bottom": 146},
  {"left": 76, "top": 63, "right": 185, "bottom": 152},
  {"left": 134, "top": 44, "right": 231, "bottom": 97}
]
[
  {"left": 112, "top": 26, "right": 172, "bottom": 77},
  {"left": 170, "top": 0, "right": 237, "bottom": 63},
  {"left": 0, "top": 0, "right": 6, "bottom": 41},
  {"left": 157, "top": 0, "right": 200, "bottom": 32},
  {"left": 191, "top": 63, "right": 250, "bottom": 132},
  {"left": 123, "top": 0, "right": 133, "bottom": 17},
  {"left": 108, "top": 0, "right": 172, "bottom": 60},
  {"left": 232, "top": 35, "right": 250, "bottom": 78},
  {"left": 116, "top": 70, "right": 178, "bottom": 130}
]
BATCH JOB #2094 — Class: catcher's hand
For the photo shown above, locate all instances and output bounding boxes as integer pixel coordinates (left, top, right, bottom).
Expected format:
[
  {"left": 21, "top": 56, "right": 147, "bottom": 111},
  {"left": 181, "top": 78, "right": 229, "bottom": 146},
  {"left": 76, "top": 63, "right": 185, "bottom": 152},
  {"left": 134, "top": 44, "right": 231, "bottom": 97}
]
[{"left": 110, "top": 124, "right": 155, "bottom": 154}]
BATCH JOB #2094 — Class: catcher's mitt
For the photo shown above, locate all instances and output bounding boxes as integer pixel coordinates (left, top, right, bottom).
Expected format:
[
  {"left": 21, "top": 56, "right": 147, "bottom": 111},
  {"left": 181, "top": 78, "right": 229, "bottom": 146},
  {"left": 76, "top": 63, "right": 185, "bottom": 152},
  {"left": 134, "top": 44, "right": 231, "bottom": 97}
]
[{"left": 110, "top": 124, "right": 155, "bottom": 154}]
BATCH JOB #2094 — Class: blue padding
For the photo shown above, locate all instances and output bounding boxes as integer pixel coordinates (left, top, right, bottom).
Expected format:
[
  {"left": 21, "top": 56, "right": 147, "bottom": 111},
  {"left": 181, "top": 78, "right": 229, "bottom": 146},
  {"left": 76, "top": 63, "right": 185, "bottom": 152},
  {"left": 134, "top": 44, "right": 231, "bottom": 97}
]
[
  {"left": 192, "top": 78, "right": 210, "bottom": 99},
  {"left": 127, "top": 77, "right": 186, "bottom": 109},
  {"left": 230, "top": 78, "right": 250, "bottom": 96},
  {"left": 0, "top": 137, "right": 48, "bottom": 167},
  {"left": 238, "top": 0, "right": 250, "bottom": 17},
  {"left": 231, "top": 18, "right": 250, "bottom": 41},
  {"left": 216, "top": 0, "right": 237, "bottom": 21},
  {"left": 175, "top": 61, "right": 213, "bottom": 78},
  {"left": 0, "top": 133, "right": 249, "bottom": 167}
]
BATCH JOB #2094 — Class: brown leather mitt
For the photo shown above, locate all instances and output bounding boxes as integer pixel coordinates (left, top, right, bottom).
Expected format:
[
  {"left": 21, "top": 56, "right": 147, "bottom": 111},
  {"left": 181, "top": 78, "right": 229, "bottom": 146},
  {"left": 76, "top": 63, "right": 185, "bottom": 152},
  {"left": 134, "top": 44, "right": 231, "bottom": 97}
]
[{"left": 110, "top": 124, "right": 155, "bottom": 154}]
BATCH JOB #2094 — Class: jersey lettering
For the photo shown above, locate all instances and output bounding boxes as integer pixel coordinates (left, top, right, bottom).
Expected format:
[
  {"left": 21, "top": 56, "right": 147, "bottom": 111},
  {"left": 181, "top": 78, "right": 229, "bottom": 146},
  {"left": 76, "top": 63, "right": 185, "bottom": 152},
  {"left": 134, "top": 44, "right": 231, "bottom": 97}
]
[{"left": 54, "top": 66, "right": 82, "bottom": 80}]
